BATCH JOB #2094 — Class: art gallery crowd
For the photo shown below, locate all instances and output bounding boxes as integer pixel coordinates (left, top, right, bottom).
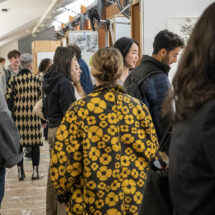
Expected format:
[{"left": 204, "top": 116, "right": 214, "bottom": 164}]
[{"left": 1, "top": 2, "right": 215, "bottom": 215}]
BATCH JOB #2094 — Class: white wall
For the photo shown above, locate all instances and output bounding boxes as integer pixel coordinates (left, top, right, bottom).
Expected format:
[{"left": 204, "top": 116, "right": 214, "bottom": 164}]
[
  {"left": 143, "top": 0, "right": 214, "bottom": 81},
  {"left": 115, "top": 17, "right": 131, "bottom": 42},
  {"left": 0, "top": 41, "right": 18, "bottom": 67}
]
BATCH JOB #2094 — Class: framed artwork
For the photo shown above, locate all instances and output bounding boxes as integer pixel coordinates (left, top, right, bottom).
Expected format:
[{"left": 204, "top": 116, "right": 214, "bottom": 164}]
[
  {"left": 167, "top": 17, "right": 198, "bottom": 43},
  {"left": 167, "top": 17, "right": 199, "bottom": 82},
  {"left": 68, "top": 30, "right": 98, "bottom": 65}
]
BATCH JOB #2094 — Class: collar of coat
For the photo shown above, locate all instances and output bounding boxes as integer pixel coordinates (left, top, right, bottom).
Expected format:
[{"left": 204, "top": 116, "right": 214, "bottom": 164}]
[
  {"left": 18, "top": 69, "right": 31, "bottom": 75},
  {"left": 141, "top": 55, "right": 171, "bottom": 75},
  {"left": 93, "top": 84, "right": 124, "bottom": 94}
]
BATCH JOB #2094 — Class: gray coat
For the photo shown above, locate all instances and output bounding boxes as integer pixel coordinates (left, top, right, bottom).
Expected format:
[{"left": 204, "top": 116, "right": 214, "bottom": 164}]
[
  {"left": 0, "top": 87, "right": 22, "bottom": 168},
  {"left": 0, "top": 65, "right": 20, "bottom": 94}
]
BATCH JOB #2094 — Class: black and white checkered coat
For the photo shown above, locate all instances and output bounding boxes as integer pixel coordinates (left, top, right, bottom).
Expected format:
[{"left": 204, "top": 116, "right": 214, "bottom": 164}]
[{"left": 6, "top": 69, "right": 42, "bottom": 147}]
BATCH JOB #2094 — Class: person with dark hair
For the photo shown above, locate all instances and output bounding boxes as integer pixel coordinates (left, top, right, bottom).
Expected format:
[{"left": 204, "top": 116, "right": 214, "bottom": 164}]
[
  {"left": 68, "top": 43, "right": 93, "bottom": 94},
  {"left": 42, "top": 46, "right": 81, "bottom": 215},
  {"left": 0, "top": 57, "right": 5, "bottom": 77},
  {"left": 5, "top": 53, "right": 43, "bottom": 181},
  {"left": 114, "top": 37, "right": 139, "bottom": 85},
  {"left": 0, "top": 49, "right": 21, "bottom": 94},
  {"left": 50, "top": 47, "right": 158, "bottom": 214},
  {"left": 38, "top": 58, "right": 52, "bottom": 142},
  {"left": 38, "top": 58, "right": 53, "bottom": 75},
  {"left": 162, "top": 3, "right": 215, "bottom": 214},
  {"left": 124, "top": 29, "right": 184, "bottom": 143}
]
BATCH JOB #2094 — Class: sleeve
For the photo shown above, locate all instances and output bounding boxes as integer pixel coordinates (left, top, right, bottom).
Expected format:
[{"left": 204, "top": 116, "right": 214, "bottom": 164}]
[
  {"left": 143, "top": 74, "right": 170, "bottom": 142},
  {"left": 50, "top": 104, "right": 83, "bottom": 199},
  {"left": 37, "top": 77, "right": 42, "bottom": 99},
  {"left": 42, "top": 81, "right": 48, "bottom": 119},
  {"left": 128, "top": 98, "right": 159, "bottom": 163},
  {"left": 0, "top": 86, "right": 10, "bottom": 115},
  {"left": 5, "top": 78, "right": 16, "bottom": 113},
  {"left": 202, "top": 104, "right": 215, "bottom": 174},
  {"left": 0, "top": 70, "right": 7, "bottom": 95},
  {"left": 0, "top": 112, "right": 22, "bottom": 168},
  {"left": 58, "top": 81, "right": 76, "bottom": 115},
  {"left": 137, "top": 102, "right": 159, "bottom": 162},
  {"left": 80, "top": 63, "right": 94, "bottom": 94}
]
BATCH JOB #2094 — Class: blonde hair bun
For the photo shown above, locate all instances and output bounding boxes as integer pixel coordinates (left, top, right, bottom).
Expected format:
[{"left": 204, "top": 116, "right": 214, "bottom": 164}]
[{"left": 91, "top": 47, "right": 123, "bottom": 83}]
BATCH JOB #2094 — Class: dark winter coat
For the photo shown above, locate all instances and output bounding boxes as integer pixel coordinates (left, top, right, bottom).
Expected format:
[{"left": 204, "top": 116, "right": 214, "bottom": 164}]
[
  {"left": 79, "top": 58, "right": 93, "bottom": 94},
  {"left": 42, "top": 66, "right": 76, "bottom": 128},
  {"left": 169, "top": 99, "right": 215, "bottom": 215},
  {"left": 0, "top": 87, "right": 22, "bottom": 168},
  {"left": 124, "top": 55, "right": 171, "bottom": 143}
]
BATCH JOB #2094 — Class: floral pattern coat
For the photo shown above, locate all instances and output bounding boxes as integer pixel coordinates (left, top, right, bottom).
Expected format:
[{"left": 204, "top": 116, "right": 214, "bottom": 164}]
[{"left": 50, "top": 85, "right": 158, "bottom": 215}]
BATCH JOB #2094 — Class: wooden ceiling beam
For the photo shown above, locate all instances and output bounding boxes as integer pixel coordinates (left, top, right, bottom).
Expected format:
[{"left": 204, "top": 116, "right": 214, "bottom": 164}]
[{"left": 106, "top": 0, "right": 124, "bottom": 20}]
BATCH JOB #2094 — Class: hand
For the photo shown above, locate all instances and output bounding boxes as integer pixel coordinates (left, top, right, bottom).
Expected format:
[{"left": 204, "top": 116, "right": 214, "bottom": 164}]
[{"left": 41, "top": 123, "right": 47, "bottom": 129}]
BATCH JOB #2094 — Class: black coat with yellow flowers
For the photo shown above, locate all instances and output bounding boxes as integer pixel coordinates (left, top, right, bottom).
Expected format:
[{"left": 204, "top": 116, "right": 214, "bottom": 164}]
[{"left": 50, "top": 84, "right": 159, "bottom": 215}]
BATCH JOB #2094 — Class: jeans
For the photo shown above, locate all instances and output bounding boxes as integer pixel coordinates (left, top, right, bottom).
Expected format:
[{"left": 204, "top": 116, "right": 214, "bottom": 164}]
[{"left": 0, "top": 167, "right": 5, "bottom": 207}]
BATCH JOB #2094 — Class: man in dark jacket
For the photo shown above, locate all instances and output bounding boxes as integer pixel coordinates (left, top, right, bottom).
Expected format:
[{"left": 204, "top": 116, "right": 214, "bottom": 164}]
[
  {"left": 124, "top": 29, "right": 184, "bottom": 143},
  {"left": 68, "top": 44, "right": 94, "bottom": 94}
]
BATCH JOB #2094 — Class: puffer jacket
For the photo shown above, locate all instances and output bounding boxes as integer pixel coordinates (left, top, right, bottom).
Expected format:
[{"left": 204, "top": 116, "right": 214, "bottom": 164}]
[{"left": 124, "top": 55, "right": 171, "bottom": 143}]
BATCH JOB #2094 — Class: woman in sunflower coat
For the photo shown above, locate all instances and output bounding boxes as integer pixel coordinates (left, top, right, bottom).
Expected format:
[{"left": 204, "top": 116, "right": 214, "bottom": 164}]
[{"left": 50, "top": 47, "right": 159, "bottom": 215}]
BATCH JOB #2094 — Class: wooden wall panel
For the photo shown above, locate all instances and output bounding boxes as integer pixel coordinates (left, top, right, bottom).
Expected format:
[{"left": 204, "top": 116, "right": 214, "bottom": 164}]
[
  {"left": 32, "top": 40, "right": 61, "bottom": 74},
  {"left": 130, "top": 2, "right": 142, "bottom": 65}
]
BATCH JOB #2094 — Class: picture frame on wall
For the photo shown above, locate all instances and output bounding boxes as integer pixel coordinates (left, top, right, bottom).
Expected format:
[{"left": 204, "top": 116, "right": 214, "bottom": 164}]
[
  {"left": 68, "top": 30, "right": 98, "bottom": 66},
  {"left": 167, "top": 17, "right": 198, "bottom": 44},
  {"left": 167, "top": 17, "right": 199, "bottom": 82}
]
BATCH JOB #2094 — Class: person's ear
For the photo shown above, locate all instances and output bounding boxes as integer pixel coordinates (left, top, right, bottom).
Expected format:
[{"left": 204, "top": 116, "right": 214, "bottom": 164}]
[{"left": 159, "top": 48, "right": 167, "bottom": 57}]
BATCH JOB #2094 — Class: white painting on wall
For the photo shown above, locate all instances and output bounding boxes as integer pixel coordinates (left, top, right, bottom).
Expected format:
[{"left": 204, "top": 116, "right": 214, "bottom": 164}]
[
  {"left": 167, "top": 17, "right": 198, "bottom": 44},
  {"left": 167, "top": 17, "right": 198, "bottom": 83},
  {"left": 37, "top": 52, "right": 55, "bottom": 68},
  {"left": 68, "top": 30, "right": 98, "bottom": 66}
]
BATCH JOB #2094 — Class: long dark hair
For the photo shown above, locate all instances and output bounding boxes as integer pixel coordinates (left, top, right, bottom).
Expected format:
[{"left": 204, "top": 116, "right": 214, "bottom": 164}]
[
  {"left": 53, "top": 47, "right": 76, "bottom": 81},
  {"left": 38, "top": 58, "right": 52, "bottom": 74},
  {"left": 163, "top": 3, "right": 215, "bottom": 122}
]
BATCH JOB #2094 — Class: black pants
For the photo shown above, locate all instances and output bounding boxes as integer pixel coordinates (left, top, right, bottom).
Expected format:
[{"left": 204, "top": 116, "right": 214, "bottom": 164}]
[
  {"left": 18, "top": 145, "right": 40, "bottom": 166},
  {"left": 43, "top": 126, "right": 48, "bottom": 138}
]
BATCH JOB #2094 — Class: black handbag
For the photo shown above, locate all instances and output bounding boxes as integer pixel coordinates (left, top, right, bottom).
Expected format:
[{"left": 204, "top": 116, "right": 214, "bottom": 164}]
[{"left": 141, "top": 124, "right": 173, "bottom": 215}]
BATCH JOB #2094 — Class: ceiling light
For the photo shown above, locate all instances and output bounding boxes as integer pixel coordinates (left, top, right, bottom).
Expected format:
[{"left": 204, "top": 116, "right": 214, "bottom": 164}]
[{"left": 1, "top": 8, "right": 10, "bottom": 12}]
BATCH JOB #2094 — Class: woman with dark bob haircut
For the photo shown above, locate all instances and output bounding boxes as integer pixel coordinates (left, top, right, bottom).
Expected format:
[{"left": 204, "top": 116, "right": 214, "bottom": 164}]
[
  {"left": 50, "top": 47, "right": 158, "bottom": 214},
  {"left": 163, "top": 3, "right": 215, "bottom": 215},
  {"left": 114, "top": 37, "right": 139, "bottom": 85},
  {"left": 42, "top": 46, "right": 81, "bottom": 215}
]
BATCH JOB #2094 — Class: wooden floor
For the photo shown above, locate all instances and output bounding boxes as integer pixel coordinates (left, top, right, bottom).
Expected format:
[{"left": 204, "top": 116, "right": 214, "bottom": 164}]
[{"left": 1, "top": 139, "right": 49, "bottom": 215}]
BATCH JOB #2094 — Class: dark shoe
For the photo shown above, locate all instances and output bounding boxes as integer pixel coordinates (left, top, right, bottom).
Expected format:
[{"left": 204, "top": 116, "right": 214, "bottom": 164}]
[
  {"left": 18, "top": 166, "right": 25, "bottom": 181},
  {"left": 45, "top": 137, "right": 48, "bottom": 141},
  {"left": 25, "top": 150, "right": 32, "bottom": 158},
  {"left": 32, "top": 166, "right": 44, "bottom": 180}
]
